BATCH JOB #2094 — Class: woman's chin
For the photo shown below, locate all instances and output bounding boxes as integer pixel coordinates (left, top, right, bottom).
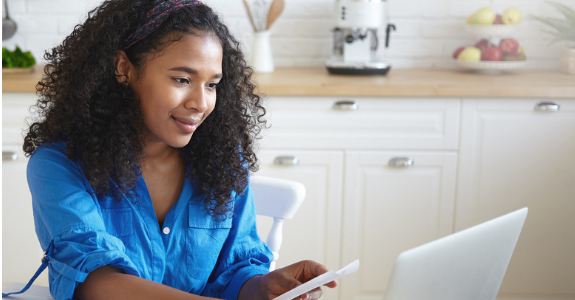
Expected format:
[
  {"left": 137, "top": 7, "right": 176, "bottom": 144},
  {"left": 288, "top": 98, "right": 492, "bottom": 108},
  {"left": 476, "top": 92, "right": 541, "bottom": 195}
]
[{"left": 171, "top": 136, "right": 193, "bottom": 149}]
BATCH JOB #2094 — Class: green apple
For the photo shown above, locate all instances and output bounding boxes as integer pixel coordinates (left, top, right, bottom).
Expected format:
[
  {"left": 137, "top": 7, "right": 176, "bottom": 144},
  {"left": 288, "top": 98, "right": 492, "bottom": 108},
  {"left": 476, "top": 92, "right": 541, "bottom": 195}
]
[
  {"left": 472, "top": 7, "right": 496, "bottom": 25},
  {"left": 458, "top": 47, "right": 481, "bottom": 61},
  {"left": 502, "top": 7, "right": 522, "bottom": 24}
]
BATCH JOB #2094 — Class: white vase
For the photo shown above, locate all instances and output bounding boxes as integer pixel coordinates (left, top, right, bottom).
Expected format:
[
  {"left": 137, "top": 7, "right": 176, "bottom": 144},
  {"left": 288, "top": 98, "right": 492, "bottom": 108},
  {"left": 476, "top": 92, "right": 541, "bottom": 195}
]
[
  {"left": 251, "top": 30, "right": 274, "bottom": 73},
  {"left": 560, "top": 45, "right": 575, "bottom": 75}
]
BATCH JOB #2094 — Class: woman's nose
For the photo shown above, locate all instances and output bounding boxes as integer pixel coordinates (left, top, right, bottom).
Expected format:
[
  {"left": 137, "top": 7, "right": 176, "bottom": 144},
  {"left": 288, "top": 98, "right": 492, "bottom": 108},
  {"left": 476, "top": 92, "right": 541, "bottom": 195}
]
[{"left": 184, "top": 85, "right": 210, "bottom": 113}]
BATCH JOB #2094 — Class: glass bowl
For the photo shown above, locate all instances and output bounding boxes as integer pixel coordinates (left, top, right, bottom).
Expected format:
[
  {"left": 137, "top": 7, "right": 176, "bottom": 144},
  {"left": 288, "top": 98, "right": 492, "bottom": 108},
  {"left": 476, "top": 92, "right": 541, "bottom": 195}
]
[{"left": 454, "top": 59, "right": 527, "bottom": 72}]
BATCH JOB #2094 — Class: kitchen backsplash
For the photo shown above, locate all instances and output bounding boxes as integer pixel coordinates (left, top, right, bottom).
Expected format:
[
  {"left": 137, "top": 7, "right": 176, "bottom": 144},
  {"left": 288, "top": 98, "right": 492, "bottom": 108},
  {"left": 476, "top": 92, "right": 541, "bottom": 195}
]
[{"left": 2, "top": 0, "right": 571, "bottom": 70}]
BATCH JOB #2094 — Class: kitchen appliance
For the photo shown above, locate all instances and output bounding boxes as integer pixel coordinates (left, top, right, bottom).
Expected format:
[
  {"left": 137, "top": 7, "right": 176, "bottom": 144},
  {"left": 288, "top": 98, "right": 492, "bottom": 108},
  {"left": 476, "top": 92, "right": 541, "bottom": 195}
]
[{"left": 326, "top": 0, "right": 395, "bottom": 75}]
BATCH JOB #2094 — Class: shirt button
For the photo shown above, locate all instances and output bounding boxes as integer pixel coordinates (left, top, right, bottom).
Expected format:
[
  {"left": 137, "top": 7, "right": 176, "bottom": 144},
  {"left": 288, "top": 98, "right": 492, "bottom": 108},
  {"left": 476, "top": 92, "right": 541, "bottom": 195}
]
[{"left": 163, "top": 227, "right": 170, "bottom": 235}]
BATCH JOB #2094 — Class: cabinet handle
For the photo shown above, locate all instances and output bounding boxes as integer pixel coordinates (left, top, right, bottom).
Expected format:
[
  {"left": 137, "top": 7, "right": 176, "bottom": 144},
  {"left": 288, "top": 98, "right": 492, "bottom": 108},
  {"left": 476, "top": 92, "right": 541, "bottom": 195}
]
[
  {"left": 534, "top": 101, "right": 560, "bottom": 112},
  {"left": 388, "top": 157, "right": 414, "bottom": 168},
  {"left": 273, "top": 156, "right": 299, "bottom": 166},
  {"left": 333, "top": 100, "right": 358, "bottom": 111},
  {"left": 3, "top": 151, "right": 18, "bottom": 161}
]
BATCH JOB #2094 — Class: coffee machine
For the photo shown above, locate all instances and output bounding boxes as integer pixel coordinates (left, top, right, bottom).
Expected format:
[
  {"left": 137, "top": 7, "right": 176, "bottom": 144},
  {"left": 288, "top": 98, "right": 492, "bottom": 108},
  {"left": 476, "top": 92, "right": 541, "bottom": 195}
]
[{"left": 326, "top": 0, "right": 395, "bottom": 75}]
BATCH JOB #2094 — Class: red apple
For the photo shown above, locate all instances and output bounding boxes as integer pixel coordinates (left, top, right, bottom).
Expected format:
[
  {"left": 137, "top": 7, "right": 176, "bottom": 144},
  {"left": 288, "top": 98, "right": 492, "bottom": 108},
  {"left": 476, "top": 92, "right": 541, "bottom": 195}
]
[
  {"left": 481, "top": 46, "right": 503, "bottom": 61},
  {"left": 493, "top": 14, "right": 503, "bottom": 24},
  {"left": 452, "top": 46, "right": 465, "bottom": 59},
  {"left": 474, "top": 38, "right": 490, "bottom": 51},
  {"left": 500, "top": 38, "right": 520, "bottom": 55}
]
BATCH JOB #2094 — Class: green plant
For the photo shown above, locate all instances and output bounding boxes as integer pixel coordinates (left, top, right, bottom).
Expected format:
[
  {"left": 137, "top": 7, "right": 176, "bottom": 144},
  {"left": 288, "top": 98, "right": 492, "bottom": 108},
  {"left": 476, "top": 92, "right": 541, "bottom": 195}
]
[
  {"left": 2, "top": 46, "right": 36, "bottom": 68},
  {"left": 530, "top": 1, "right": 575, "bottom": 46}
]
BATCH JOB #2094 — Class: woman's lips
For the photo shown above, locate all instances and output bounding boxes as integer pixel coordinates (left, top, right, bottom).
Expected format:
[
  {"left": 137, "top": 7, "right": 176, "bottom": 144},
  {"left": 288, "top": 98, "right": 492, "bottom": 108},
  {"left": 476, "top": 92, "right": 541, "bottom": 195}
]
[{"left": 172, "top": 116, "right": 200, "bottom": 133}]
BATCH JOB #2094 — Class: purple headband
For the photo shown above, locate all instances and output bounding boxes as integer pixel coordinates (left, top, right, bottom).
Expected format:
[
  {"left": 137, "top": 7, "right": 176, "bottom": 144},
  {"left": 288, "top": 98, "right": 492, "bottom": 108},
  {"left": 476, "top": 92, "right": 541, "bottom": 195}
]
[{"left": 121, "top": 0, "right": 203, "bottom": 50}]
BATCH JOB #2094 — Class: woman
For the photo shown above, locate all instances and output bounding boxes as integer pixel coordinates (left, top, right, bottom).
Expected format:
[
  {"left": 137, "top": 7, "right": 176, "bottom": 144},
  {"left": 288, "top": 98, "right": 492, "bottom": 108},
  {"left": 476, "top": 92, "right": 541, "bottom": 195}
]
[{"left": 21, "top": 1, "right": 336, "bottom": 299}]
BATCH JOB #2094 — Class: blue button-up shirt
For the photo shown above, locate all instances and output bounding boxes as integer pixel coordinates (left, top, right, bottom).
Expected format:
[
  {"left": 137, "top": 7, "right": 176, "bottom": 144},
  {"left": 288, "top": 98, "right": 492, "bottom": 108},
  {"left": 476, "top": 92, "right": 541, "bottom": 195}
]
[{"left": 27, "top": 141, "right": 272, "bottom": 300}]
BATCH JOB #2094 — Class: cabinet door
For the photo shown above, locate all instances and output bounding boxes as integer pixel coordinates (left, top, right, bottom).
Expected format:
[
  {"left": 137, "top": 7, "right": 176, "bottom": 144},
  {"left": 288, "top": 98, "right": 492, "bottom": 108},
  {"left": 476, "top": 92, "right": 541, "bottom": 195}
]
[
  {"left": 2, "top": 93, "right": 48, "bottom": 286},
  {"left": 253, "top": 150, "right": 343, "bottom": 300},
  {"left": 456, "top": 99, "right": 575, "bottom": 297},
  {"left": 2, "top": 93, "right": 36, "bottom": 145},
  {"left": 340, "top": 151, "right": 457, "bottom": 300},
  {"left": 2, "top": 148, "right": 49, "bottom": 286}
]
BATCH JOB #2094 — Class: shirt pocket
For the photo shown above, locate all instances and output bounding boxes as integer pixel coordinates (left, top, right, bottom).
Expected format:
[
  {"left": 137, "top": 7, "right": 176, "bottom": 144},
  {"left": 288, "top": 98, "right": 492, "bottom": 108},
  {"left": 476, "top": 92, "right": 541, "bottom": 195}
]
[
  {"left": 101, "top": 208, "right": 134, "bottom": 237},
  {"left": 186, "top": 202, "right": 232, "bottom": 280}
]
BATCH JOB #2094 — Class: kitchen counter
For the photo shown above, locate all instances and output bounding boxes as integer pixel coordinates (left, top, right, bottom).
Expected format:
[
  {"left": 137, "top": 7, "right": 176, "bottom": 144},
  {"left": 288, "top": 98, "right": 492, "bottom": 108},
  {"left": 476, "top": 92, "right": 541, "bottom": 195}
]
[
  {"left": 253, "top": 68, "right": 575, "bottom": 98},
  {"left": 3, "top": 66, "right": 574, "bottom": 98}
]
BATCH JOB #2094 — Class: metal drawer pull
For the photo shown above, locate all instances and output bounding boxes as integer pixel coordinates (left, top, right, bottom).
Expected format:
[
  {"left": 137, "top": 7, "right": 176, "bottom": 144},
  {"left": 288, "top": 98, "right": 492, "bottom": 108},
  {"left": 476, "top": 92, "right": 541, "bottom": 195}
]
[
  {"left": 333, "top": 100, "right": 358, "bottom": 111},
  {"left": 388, "top": 157, "right": 414, "bottom": 168},
  {"left": 3, "top": 151, "right": 18, "bottom": 161},
  {"left": 273, "top": 156, "right": 299, "bottom": 166},
  {"left": 534, "top": 101, "right": 560, "bottom": 112}
]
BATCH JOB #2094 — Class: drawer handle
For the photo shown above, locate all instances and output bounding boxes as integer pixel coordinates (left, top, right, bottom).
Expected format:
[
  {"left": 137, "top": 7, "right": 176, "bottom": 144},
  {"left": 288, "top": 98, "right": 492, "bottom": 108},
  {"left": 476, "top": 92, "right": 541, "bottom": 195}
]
[
  {"left": 333, "top": 100, "right": 358, "bottom": 111},
  {"left": 534, "top": 101, "right": 560, "bottom": 112},
  {"left": 3, "top": 151, "right": 18, "bottom": 161},
  {"left": 388, "top": 157, "right": 414, "bottom": 168},
  {"left": 273, "top": 156, "right": 299, "bottom": 166}
]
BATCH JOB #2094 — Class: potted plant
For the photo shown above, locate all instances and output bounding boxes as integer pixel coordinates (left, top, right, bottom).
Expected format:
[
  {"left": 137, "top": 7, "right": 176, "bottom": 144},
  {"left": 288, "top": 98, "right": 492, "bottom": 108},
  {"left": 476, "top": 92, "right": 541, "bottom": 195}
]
[{"left": 531, "top": 1, "right": 575, "bottom": 74}]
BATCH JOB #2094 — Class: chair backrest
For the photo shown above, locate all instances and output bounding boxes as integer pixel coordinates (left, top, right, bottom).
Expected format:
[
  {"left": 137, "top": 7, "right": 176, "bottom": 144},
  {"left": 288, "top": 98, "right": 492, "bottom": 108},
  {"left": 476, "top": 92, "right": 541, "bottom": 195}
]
[{"left": 251, "top": 176, "right": 305, "bottom": 271}]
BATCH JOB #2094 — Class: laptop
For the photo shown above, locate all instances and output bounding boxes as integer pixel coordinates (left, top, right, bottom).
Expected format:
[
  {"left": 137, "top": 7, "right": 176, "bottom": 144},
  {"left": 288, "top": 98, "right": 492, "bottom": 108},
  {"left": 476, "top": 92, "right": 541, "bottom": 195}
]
[{"left": 383, "top": 207, "right": 528, "bottom": 300}]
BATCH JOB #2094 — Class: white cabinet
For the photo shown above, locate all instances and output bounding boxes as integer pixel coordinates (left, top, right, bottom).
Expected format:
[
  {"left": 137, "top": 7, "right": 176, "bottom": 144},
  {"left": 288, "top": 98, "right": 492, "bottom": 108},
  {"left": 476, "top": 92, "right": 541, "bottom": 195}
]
[
  {"left": 2, "top": 152, "right": 48, "bottom": 286},
  {"left": 260, "top": 97, "right": 460, "bottom": 150},
  {"left": 2, "top": 93, "right": 49, "bottom": 286},
  {"left": 254, "top": 150, "right": 344, "bottom": 269},
  {"left": 3, "top": 93, "right": 37, "bottom": 146},
  {"left": 6, "top": 92, "right": 573, "bottom": 299},
  {"left": 456, "top": 99, "right": 575, "bottom": 299},
  {"left": 340, "top": 151, "right": 458, "bottom": 300},
  {"left": 259, "top": 96, "right": 575, "bottom": 300},
  {"left": 253, "top": 150, "right": 344, "bottom": 300},
  {"left": 257, "top": 96, "right": 461, "bottom": 300}
]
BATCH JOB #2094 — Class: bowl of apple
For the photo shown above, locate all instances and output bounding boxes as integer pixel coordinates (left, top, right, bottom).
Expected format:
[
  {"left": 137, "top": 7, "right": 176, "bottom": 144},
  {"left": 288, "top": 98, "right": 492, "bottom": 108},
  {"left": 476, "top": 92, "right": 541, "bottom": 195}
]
[
  {"left": 464, "top": 7, "right": 522, "bottom": 37},
  {"left": 453, "top": 38, "right": 527, "bottom": 72}
]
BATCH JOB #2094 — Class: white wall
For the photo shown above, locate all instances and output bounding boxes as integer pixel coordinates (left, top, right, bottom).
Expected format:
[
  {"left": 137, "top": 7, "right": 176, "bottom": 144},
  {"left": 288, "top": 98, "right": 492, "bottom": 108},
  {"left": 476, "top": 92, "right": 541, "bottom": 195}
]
[{"left": 2, "top": 0, "right": 572, "bottom": 70}]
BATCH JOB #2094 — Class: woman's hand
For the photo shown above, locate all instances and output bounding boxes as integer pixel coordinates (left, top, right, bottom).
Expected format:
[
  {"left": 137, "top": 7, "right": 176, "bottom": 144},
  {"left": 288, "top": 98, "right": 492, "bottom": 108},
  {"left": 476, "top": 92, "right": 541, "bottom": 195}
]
[{"left": 240, "top": 260, "right": 338, "bottom": 300}]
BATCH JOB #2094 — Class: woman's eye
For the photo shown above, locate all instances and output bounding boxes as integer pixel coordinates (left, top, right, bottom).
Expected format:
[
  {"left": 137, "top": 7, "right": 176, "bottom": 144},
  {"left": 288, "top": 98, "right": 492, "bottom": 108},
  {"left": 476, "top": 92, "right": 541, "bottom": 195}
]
[
  {"left": 174, "top": 78, "right": 189, "bottom": 85},
  {"left": 208, "top": 83, "right": 219, "bottom": 90}
]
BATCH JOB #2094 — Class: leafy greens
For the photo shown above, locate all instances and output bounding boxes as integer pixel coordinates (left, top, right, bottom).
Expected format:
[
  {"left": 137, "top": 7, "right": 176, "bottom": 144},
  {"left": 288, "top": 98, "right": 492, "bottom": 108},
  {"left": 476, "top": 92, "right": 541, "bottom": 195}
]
[{"left": 2, "top": 46, "right": 36, "bottom": 68}]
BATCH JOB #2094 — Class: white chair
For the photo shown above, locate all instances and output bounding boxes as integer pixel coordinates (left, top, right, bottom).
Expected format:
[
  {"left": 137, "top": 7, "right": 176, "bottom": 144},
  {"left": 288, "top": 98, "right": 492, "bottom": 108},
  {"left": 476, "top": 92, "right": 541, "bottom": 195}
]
[{"left": 251, "top": 176, "right": 305, "bottom": 271}]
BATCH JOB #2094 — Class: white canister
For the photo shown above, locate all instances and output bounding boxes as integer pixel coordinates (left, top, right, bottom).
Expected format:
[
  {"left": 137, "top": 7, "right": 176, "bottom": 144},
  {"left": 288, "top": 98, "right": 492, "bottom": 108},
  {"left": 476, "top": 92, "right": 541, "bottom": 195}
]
[{"left": 251, "top": 30, "right": 274, "bottom": 73}]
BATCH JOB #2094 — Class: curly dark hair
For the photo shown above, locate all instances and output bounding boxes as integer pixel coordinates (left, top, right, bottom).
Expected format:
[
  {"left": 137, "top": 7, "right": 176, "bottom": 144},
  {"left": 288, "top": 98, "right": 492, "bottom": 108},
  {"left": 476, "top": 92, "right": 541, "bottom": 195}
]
[{"left": 23, "top": 0, "right": 266, "bottom": 218}]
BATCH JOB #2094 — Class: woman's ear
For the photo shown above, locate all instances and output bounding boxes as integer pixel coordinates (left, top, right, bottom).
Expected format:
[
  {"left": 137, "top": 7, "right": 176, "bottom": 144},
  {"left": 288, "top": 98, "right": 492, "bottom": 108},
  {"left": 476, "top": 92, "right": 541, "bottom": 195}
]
[{"left": 114, "top": 50, "right": 133, "bottom": 85}]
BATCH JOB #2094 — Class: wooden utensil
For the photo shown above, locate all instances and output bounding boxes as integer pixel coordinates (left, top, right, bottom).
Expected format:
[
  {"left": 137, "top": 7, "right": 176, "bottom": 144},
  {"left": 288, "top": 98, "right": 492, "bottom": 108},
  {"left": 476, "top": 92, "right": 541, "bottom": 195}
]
[
  {"left": 265, "top": 0, "right": 285, "bottom": 30},
  {"left": 242, "top": 0, "right": 257, "bottom": 32}
]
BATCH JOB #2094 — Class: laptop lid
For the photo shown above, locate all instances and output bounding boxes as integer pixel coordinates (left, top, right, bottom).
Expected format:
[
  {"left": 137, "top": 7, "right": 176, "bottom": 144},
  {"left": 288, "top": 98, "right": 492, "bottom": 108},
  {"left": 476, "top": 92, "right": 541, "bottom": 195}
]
[{"left": 383, "top": 207, "right": 528, "bottom": 300}]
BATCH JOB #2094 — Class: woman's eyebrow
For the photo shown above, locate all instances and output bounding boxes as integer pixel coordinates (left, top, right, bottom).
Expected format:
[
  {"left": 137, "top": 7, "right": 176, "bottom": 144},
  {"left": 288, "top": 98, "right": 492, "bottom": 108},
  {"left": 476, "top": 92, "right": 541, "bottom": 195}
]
[{"left": 169, "top": 66, "right": 223, "bottom": 78}]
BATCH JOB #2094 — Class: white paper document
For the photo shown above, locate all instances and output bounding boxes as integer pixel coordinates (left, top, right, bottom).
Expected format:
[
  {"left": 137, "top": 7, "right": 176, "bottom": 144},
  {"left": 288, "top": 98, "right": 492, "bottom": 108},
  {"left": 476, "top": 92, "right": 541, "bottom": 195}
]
[
  {"left": 2, "top": 283, "right": 53, "bottom": 300},
  {"left": 273, "top": 259, "right": 360, "bottom": 300}
]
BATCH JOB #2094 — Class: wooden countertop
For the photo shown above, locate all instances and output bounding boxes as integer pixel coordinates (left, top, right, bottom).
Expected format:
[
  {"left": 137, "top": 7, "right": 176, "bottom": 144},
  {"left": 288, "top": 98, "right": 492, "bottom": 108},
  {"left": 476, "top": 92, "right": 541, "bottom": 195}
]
[
  {"left": 253, "top": 68, "right": 575, "bottom": 98},
  {"left": 3, "top": 65, "right": 575, "bottom": 98}
]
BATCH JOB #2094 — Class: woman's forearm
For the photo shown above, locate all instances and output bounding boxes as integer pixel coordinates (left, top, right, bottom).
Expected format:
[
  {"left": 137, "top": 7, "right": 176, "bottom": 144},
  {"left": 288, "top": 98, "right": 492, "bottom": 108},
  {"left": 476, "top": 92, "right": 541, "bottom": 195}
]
[
  {"left": 74, "top": 266, "right": 219, "bottom": 300},
  {"left": 238, "top": 275, "right": 267, "bottom": 300}
]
